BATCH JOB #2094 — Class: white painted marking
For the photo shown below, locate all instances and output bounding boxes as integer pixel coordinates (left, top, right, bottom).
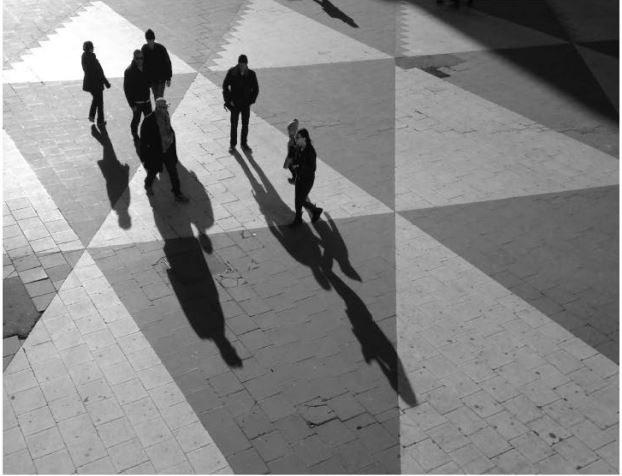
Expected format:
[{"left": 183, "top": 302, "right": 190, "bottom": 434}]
[
  {"left": 209, "top": 0, "right": 390, "bottom": 71},
  {"left": 3, "top": 1, "right": 194, "bottom": 84}
]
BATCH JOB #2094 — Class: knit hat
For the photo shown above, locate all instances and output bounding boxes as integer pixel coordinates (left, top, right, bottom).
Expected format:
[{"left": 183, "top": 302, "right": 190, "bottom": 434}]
[
  {"left": 287, "top": 119, "right": 299, "bottom": 135},
  {"left": 238, "top": 54, "right": 248, "bottom": 64}
]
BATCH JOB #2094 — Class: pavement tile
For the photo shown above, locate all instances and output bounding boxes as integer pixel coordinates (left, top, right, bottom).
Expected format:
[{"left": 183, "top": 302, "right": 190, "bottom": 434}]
[
  {"left": 594, "top": 438, "right": 618, "bottom": 467},
  {"left": 8, "top": 385, "right": 47, "bottom": 415},
  {"left": 122, "top": 396, "right": 159, "bottom": 427},
  {"left": 101, "top": 360, "right": 136, "bottom": 386},
  {"left": 426, "top": 421, "right": 471, "bottom": 453},
  {"left": 3, "top": 426, "right": 27, "bottom": 456},
  {"left": 25, "top": 426, "right": 66, "bottom": 459},
  {"left": 86, "top": 396, "right": 125, "bottom": 426},
  {"left": 4, "top": 368, "right": 38, "bottom": 395},
  {"left": 228, "top": 446, "right": 269, "bottom": 474},
  {"left": 579, "top": 458, "right": 617, "bottom": 474},
  {"left": 144, "top": 437, "right": 187, "bottom": 472},
  {"left": 492, "top": 448, "right": 535, "bottom": 474},
  {"left": 120, "top": 461, "right": 157, "bottom": 474},
  {"left": 16, "top": 404, "right": 56, "bottom": 437},
  {"left": 407, "top": 437, "right": 452, "bottom": 472},
  {"left": 553, "top": 436, "right": 600, "bottom": 469},
  {"left": 3, "top": 448, "right": 37, "bottom": 474},
  {"left": 236, "top": 407, "right": 273, "bottom": 440},
  {"left": 48, "top": 393, "right": 87, "bottom": 422},
  {"left": 34, "top": 448, "right": 76, "bottom": 474},
  {"left": 187, "top": 444, "right": 230, "bottom": 474},
  {"left": 77, "top": 456, "right": 116, "bottom": 474},
  {"left": 510, "top": 430, "right": 556, "bottom": 463},
  {"left": 108, "top": 437, "right": 150, "bottom": 473},
  {"left": 112, "top": 378, "right": 149, "bottom": 406},
  {"left": 96, "top": 416, "right": 138, "bottom": 448},
  {"left": 65, "top": 432, "right": 108, "bottom": 468},
  {"left": 134, "top": 416, "right": 174, "bottom": 448},
  {"left": 569, "top": 418, "right": 618, "bottom": 450}
]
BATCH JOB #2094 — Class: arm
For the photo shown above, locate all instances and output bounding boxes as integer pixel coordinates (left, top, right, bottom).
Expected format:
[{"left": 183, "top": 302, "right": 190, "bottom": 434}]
[
  {"left": 163, "top": 46, "right": 172, "bottom": 81},
  {"left": 251, "top": 71, "right": 259, "bottom": 104},
  {"left": 96, "top": 59, "right": 111, "bottom": 88},
  {"left": 222, "top": 70, "right": 232, "bottom": 104},
  {"left": 123, "top": 70, "right": 134, "bottom": 108}
]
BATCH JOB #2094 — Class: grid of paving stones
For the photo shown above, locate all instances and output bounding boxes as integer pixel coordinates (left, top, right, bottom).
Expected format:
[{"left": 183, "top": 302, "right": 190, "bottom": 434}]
[{"left": 3, "top": 0, "right": 619, "bottom": 474}]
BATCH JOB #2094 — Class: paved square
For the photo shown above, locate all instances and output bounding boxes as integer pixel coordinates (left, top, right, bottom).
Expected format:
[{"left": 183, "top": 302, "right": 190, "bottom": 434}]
[{"left": 3, "top": 0, "right": 618, "bottom": 473}]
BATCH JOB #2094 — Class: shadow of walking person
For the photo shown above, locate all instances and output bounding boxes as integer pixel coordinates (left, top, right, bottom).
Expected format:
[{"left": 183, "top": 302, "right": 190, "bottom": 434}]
[
  {"left": 232, "top": 148, "right": 416, "bottom": 406},
  {"left": 313, "top": 0, "right": 359, "bottom": 27},
  {"left": 149, "top": 162, "right": 242, "bottom": 367},
  {"left": 313, "top": 0, "right": 359, "bottom": 28},
  {"left": 91, "top": 125, "right": 131, "bottom": 229}
]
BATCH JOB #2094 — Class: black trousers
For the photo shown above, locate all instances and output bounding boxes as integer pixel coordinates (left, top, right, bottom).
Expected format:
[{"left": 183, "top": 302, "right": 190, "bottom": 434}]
[
  {"left": 230, "top": 105, "right": 250, "bottom": 146},
  {"left": 89, "top": 90, "right": 104, "bottom": 123},
  {"left": 151, "top": 81, "right": 166, "bottom": 99},
  {"left": 144, "top": 146, "right": 181, "bottom": 196},
  {"left": 131, "top": 102, "right": 152, "bottom": 137},
  {"left": 295, "top": 176, "right": 317, "bottom": 218}
]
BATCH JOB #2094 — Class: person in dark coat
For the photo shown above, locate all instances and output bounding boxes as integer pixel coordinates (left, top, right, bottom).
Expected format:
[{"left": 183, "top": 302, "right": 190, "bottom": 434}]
[
  {"left": 289, "top": 128, "right": 323, "bottom": 228},
  {"left": 124, "top": 49, "right": 152, "bottom": 142},
  {"left": 283, "top": 118, "right": 298, "bottom": 184},
  {"left": 141, "top": 29, "right": 172, "bottom": 100},
  {"left": 81, "top": 41, "right": 111, "bottom": 126},
  {"left": 140, "top": 98, "right": 189, "bottom": 203},
  {"left": 222, "top": 54, "right": 259, "bottom": 151}
]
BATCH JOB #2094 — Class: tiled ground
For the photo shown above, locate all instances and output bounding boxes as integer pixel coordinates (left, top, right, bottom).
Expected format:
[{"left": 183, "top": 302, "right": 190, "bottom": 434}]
[{"left": 3, "top": 0, "right": 619, "bottom": 474}]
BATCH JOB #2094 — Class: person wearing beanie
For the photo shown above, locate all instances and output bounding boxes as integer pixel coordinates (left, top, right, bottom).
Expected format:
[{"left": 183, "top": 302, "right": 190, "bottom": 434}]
[
  {"left": 81, "top": 40, "right": 111, "bottom": 126},
  {"left": 283, "top": 118, "right": 299, "bottom": 184},
  {"left": 141, "top": 29, "right": 172, "bottom": 99},
  {"left": 139, "top": 97, "right": 189, "bottom": 203},
  {"left": 123, "top": 49, "right": 151, "bottom": 142},
  {"left": 222, "top": 54, "right": 259, "bottom": 152}
]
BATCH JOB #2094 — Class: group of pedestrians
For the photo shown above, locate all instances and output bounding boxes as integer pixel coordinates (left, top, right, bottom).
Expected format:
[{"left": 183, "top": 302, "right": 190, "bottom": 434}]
[{"left": 81, "top": 30, "right": 322, "bottom": 226}]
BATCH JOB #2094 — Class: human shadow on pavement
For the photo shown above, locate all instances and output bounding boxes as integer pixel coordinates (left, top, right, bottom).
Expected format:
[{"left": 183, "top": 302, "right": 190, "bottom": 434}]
[
  {"left": 149, "top": 163, "right": 242, "bottom": 367},
  {"left": 91, "top": 124, "right": 131, "bottom": 229},
  {"left": 232, "top": 148, "right": 416, "bottom": 405},
  {"left": 313, "top": 0, "right": 359, "bottom": 27}
]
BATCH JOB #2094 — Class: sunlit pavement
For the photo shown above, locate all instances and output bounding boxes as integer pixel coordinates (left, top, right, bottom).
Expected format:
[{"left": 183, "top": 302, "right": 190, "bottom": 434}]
[{"left": 3, "top": 0, "right": 618, "bottom": 473}]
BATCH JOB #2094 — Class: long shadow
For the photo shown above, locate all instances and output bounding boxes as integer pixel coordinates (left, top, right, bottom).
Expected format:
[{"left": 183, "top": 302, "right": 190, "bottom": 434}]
[
  {"left": 149, "top": 162, "right": 242, "bottom": 367},
  {"left": 91, "top": 125, "right": 131, "bottom": 229},
  {"left": 312, "top": 0, "right": 359, "bottom": 27},
  {"left": 231, "top": 149, "right": 416, "bottom": 406}
]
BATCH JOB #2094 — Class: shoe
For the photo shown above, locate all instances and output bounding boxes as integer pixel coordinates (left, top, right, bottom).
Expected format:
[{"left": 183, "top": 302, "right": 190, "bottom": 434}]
[
  {"left": 88, "top": 116, "right": 95, "bottom": 123},
  {"left": 145, "top": 185, "right": 154, "bottom": 196},
  {"left": 311, "top": 207, "right": 323, "bottom": 223},
  {"left": 288, "top": 217, "right": 302, "bottom": 229},
  {"left": 174, "top": 193, "right": 190, "bottom": 203},
  {"left": 288, "top": 177, "right": 295, "bottom": 184},
  {"left": 228, "top": 145, "right": 236, "bottom": 153},
  {"left": 241, "top": 143, "right": 252, "bottom": 152}
]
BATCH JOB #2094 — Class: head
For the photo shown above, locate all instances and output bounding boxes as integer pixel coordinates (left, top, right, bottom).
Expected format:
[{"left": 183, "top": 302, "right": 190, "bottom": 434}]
[
  {"left": 155, "top": 97, "right": 169, "bottom": 118},
  {"left": 83, "top": 41, "right": 94, "bottom": 53},
  {"left": 145, "top": 29, "right": 156, "bottom": 49},
  {"left": 238, "top": 54, "right": 248, "bottom": 74},
  {"left": 287, "top": 119, "right": 299, "bottom": 138},
  {"left": 295, "top": 128, "right": 311, "bottom": 148},
  {"left": 132, "top": 49, "right": 144, "bottom": 67}
]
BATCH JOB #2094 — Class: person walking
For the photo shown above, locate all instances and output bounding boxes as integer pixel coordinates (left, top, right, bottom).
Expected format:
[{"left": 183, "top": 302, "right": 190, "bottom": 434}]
[
  {"left": 222, "top": 54, "right": 259, "bottom": 152},
  {"left": 123, "top": 50, "right": 152, "bottom": 142},
  {"left": 140, "top": 97, "right": 189, "bottom": 203},
  {"left": 283, "top": 118, "right": 299, "bottom": 184},
  {"left": 141, "top": 29, "right": 172, "bottom": 100},
  {"left": 81, "top": 41, "right": 111, "bottom": 126},
  {"left": 289, "top": 128, "right": 323, "bottom": 228}
]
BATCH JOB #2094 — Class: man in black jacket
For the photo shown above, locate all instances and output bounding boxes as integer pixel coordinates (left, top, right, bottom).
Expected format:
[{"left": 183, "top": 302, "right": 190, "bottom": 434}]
[
  {"left": 141, "top": 29, "right": 172, "bottom": 99},
  {"left": 123, "top": 50, "right": 152, "bottom": 142},
  {"left": 222, "top": 54, "right": 259, "bottom": 151}
]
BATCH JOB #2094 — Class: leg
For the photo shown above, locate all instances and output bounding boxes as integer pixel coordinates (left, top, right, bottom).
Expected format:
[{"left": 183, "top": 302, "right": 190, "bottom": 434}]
[
  {"left": 89, "top": 93, "right": 97, "bottom": 121},
  {"left": 295, "top": 178, "right": 314, "bottom": 218},
  {"left": 240, "top": 105, "right": 250, "bottom": 146},
  {"left": 163, "top": 150, "right": 181, "bottom": 196},
  {"left": 229, "top": 108, "right": 240, "bottom": 147},
  {"left": 156, "top": 81, "right": 165, "bottom": 98},
  {"left": 93, "top": 90, "right": 104, "bottom": 124},
  {"left": 144, "top": 167, "right": 157, "bottom": 195},
  {"left": 130, "top": 107, "right": 142, "bottom": 139}
]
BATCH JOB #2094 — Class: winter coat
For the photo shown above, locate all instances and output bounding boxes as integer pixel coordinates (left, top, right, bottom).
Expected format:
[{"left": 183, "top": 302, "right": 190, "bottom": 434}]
[
  {"left": 293, "top": 143, "right": 317, "bottom": 181},
  {"left": 81, "top": 52, "right": 110, "bottom": 93},
  {"left": 139, "top": 113, "right": 177, "bottom": 173},
  {"left": 141, "top": 43, "right": 172, "bottom": 82},
  {"left": 222, "top": 65, "right": 259, "bottom": 107},
  {"left": 123, "top": 62, "right": 151, "bottom": 107}
]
